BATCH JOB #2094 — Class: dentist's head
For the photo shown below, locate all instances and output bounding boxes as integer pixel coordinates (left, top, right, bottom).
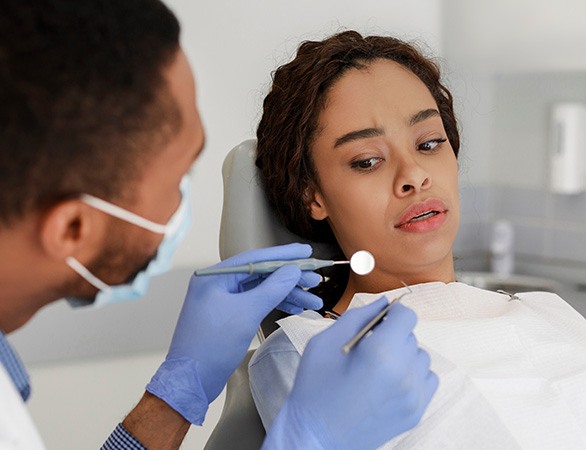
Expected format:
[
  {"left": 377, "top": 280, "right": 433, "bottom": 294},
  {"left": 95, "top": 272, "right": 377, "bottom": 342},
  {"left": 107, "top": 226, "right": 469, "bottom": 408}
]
[{"left": 0, "top": 0, "right": 204, "bottom": 330}]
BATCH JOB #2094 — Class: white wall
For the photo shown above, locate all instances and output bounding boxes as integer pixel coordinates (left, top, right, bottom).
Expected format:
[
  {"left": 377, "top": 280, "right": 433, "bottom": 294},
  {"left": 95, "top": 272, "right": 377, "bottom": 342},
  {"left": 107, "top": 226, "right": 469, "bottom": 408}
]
[
  {"left": 26, "top": 350, "right": 226, "bottom": 449},
  {"left": 443, "top": 0, "right": 586, "bottom": 74},
  {"left": 170, "top": 0, "right": 444, "bottom": 268},
  {"left": 442, "top": 0, "right": 586, "bottom": 187}
]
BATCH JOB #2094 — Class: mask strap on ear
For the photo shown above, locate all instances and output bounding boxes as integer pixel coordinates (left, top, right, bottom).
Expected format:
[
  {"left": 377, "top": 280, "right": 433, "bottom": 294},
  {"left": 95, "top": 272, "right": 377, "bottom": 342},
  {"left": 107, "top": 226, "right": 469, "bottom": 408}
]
[
  {"left": 80, "top": 194, "right": 167, "bottom": 234},
  {"left": 66, "top": 256, "right": 111, "bottom": 292}
]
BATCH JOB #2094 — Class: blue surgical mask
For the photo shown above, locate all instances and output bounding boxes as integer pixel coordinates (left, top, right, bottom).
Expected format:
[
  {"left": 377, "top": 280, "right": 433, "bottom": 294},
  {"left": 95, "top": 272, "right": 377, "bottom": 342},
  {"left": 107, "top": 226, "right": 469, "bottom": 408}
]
[{"left": 66, "top": 176, "right": 192, "bottom": 308}]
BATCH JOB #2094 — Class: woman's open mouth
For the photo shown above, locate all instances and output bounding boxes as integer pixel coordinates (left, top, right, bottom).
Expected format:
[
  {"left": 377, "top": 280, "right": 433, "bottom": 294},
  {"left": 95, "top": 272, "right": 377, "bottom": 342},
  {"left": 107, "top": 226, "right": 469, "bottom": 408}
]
[
  {"left": 395, "top": 199, "right": 448, "bottom": 232},
  {"left": 409, "top": 210, "right": 440, "bottom": 223}
]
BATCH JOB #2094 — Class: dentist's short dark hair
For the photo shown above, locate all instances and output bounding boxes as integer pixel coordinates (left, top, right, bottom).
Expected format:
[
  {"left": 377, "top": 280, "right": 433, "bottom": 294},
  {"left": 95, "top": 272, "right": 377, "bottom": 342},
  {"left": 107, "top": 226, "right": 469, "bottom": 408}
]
[{"left": 0, "top": 0, "right": 181, "bottom": 227}]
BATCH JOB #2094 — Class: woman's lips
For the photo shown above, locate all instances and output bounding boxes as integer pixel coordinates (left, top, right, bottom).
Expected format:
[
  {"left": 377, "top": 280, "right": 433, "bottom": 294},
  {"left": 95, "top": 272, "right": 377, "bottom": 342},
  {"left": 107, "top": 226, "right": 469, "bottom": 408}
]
[{"left": 395, "top": 198, "right": 448, "bottom": 232}]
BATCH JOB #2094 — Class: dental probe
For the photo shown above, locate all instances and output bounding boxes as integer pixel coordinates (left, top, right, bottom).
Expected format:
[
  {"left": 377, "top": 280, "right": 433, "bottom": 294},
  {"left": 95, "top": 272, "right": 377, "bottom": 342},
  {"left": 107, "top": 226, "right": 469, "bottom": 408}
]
[
  {"left": 341, "top": 283, "right": 412, "bottom": 354},
  {"left": 194, "top": 249, "right": 375, "bottom": 277},
  {"left": 194, "top": 258, "right": 347, "bottom": 276}
]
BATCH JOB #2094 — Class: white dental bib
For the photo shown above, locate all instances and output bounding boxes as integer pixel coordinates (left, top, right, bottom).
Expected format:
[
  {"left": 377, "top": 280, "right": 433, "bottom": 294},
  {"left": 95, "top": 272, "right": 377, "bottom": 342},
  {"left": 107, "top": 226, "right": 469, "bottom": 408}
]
[{"left": 276, "top": 282, "right": 586, "bottom": 449}]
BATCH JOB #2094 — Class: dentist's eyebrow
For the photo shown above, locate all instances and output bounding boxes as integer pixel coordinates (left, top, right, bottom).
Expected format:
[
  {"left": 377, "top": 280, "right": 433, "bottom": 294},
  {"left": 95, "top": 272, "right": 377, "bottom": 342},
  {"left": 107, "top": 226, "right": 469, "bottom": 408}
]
[
  {"left": 409, "top": 108, "right": 440, "bottom": 126},
  {"left": 334, "top": 127, "right": 384, "bottom": 148}
]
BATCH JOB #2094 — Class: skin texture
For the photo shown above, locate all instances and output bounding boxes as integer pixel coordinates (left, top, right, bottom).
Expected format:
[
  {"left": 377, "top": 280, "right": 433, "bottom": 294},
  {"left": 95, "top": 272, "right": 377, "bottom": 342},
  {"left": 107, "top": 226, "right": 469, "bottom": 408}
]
[
  {"left": 308, "top": 59, "right": 460, "bottom": 313},
  {"left": 0, "top": 48, "right": 204, "bottom": 448}
]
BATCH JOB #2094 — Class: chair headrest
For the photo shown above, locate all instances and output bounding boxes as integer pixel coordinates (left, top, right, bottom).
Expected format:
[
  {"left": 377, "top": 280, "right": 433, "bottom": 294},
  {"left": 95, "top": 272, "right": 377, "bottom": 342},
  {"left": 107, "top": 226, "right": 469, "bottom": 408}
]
[{"left": 219, "top": 139, "right": 337, "bottom": 260}]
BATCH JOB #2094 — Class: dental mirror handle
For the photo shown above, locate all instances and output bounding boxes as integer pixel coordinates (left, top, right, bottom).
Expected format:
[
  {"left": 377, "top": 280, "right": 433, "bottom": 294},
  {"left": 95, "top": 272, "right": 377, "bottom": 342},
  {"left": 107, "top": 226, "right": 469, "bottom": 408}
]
[{"left": 194, "top": 257, "right": 344, "bottom": 276}]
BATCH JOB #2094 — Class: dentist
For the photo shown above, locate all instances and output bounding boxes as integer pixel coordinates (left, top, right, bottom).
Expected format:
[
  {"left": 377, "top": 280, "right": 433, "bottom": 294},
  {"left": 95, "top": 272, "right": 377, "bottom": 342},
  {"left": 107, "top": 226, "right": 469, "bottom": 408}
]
[{"left": 0, "top": 1, "right": 437, "bottom": 449}]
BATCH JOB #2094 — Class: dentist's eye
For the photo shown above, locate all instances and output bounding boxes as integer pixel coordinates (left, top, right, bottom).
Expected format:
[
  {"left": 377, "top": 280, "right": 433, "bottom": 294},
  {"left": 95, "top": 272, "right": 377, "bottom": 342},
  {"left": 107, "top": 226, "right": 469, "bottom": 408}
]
[
  {"left": 350, "top": 157, "right": 383, "bottom": 171},
  {"left": 418, "top": 138, "right": 447, "bottom": 152}
]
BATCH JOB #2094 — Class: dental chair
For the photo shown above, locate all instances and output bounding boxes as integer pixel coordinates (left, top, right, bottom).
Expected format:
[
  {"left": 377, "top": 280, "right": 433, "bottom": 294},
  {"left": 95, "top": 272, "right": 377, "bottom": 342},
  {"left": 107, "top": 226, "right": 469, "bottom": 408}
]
[{"left": 204, "top": 139, "right": 336, "bottom": 449}]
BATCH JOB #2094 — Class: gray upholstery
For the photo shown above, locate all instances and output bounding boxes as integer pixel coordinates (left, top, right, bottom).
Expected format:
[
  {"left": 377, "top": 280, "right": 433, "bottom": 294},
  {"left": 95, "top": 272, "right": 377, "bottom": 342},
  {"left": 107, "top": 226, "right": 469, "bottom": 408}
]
[
  {"left": 204, "top": 350, "right": 266, "bottom": 450},
  {"left": 206, "top": 140, "right": 336, "bottom": 449},
  {"left": 219, "top": 139, "right": 337, "bottom": 261},
  {"left": 206, "top": 140, "right": 282, "bottom": 450},
  {"left": 219, "top": 139, "right": 300, "bottom": 261}
]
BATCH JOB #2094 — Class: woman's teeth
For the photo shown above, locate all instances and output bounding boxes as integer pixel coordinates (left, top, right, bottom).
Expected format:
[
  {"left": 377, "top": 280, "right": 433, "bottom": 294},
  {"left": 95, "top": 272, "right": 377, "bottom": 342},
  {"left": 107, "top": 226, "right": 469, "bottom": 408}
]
[{"left": 409, "top": 211, "right": 439, "bottom": 223}]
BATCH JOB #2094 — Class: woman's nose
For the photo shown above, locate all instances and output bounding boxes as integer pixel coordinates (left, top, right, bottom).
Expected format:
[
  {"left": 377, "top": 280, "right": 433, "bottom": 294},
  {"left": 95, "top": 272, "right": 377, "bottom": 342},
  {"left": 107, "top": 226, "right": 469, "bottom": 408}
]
[{"left": 393, "top": 157, "right": 432, "bottom": 197}]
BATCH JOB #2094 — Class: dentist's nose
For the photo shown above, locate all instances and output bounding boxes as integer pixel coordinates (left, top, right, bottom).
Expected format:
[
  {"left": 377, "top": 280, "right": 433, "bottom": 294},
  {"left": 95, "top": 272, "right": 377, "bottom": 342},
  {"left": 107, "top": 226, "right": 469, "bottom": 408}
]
[{"left": 394, "top": 157, "right": 432, "bottom": 197}]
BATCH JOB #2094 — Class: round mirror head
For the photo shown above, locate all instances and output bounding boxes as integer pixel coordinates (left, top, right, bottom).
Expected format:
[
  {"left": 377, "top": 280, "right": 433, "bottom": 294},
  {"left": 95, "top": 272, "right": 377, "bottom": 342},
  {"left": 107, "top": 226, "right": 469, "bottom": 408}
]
[{"left": 350, "top": 250, "right": 375, "bottom": 275}]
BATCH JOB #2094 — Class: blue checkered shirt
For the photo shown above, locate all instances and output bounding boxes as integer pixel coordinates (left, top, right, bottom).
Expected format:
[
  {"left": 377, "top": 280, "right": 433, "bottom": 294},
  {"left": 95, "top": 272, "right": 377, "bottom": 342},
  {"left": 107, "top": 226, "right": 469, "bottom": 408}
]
[
  {"left": 102, "top": 423, "right": 146, "bottom": 450},
  {"left": 0, "top": 330, "right": 30, "bottom": 401},
  {"left": 0, "top": 329, "right": 145, "bottom": 449}
]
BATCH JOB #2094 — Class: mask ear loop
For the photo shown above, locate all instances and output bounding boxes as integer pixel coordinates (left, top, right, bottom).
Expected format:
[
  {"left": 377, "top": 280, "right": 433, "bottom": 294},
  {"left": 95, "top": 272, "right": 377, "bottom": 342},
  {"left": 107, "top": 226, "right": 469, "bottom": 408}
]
[
  {"left": 80, "top": 195, "right": 168, "bottom": 234},
  {"left": 162, "top": 188, "right": 189, "bottom": 235},
  {"left": 65, "top": 256, "right": 111, "bottom": 292},
  {"left": 68, "top": 177, "right": 191, "bottom": 291}
]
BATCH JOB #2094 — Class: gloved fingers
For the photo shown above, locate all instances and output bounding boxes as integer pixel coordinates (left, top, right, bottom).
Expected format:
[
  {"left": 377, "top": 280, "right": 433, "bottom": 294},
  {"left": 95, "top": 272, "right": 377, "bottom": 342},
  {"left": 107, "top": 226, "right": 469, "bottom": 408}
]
[
  {"left": 276, "top": 301, "right": 304, "bottom": 315},
  {"left": 401, "top": 332, "right": 419, "bottom": 363},
  {"left": 405, "top": 352, "right": 438, "bottom": 422},
  {"left": 309, "top": 297, "right": 388, "bottom": 347},
  {"left": 368, "top": 318, "right": 418, "bottom": 352},
  {"left": 374, "top": 302, "right": 418, "bottom": 339},
  {"left": 236, "top": 266, "right": 321, "bottom": 292},
  {"left": 215, "top": 243, "right": 313, "bottom": 268},
  {"left": 298, "top": 270, "right": 322, "bottom": 288},
  {"left": 423, "top": 370, "right": 440, "bottom": 407},
  {"left": 277, "top": 288, "right": 323, "bottom": 313},
  {"left": 400, "top": 347, "right": 430, "bottom": 388},
  {"left": 361, "top": 307, "right": 419, "bottom": 366},
  {"left": 286, "top": 287, "right": 323, "bottom": 310},
  {"left": 331, "top": 297, "right": 389, "bottom": 332},
  {"left": 414, "top": 347, "right": 432, "bottom": 375},
  {"left": 242, "top": 264, "right": 305, "bottom": 314},
  {"left": 237, "top": 274, "right": 265, "bottom": 293},
  {"left": 411, "top": 350, "right": 438, "bottom": 409}
]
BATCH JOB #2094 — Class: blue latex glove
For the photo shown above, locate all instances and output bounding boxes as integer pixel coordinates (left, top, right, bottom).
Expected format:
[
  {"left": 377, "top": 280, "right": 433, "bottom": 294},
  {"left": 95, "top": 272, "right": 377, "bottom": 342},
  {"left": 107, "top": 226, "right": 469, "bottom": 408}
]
[
  {"left": 262, "top": 298, "right": 438, "bottom": 450},
  {"left": 146, "top": 243, "right": 322, "bottom": 424}
]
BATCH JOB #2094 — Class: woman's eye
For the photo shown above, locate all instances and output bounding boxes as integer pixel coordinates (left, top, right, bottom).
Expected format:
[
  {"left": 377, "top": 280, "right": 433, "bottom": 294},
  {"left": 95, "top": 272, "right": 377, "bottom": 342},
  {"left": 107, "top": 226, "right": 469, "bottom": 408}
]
[
  {"left": 418, "top": 138, "right": 447, "bottom": 152},
  {"left": 350, "top": 157, "right": 383, "bottom": 171}
]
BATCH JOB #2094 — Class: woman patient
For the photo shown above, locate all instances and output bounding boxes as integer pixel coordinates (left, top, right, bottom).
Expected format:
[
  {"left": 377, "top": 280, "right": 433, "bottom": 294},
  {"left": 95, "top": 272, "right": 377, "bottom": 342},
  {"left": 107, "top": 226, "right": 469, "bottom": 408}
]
[{"left": 249, "top": 31, "right": 586, "bottom": 448}]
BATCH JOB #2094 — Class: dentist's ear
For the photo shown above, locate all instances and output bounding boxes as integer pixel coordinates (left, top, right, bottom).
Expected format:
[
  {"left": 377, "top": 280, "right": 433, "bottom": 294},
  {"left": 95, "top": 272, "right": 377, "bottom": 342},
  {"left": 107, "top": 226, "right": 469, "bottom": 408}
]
[
  {"left": 39, "top": 200, "right": 107, "bottom": 260},
  {"left": 304, "top": 185, "right": 328, "bottom": 221}
]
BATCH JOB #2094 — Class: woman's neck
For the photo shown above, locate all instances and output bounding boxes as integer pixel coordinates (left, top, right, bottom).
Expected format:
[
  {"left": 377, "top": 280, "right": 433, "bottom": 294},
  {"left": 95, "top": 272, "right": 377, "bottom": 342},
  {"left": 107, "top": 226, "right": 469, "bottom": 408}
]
[{"left": 333, "top": 259, "right": 456, "bottom": 314}]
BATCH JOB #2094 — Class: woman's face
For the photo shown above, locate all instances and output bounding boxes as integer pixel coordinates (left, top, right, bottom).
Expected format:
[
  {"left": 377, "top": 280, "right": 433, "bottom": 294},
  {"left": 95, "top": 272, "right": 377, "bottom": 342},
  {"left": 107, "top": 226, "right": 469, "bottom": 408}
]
[{"left": 309, "top": 59, "right": 459, "bottom": 293}]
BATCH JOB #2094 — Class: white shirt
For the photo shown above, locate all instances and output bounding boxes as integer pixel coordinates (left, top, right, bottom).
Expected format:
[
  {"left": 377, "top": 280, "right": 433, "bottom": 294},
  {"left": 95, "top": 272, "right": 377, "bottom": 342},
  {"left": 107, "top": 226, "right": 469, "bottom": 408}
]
[
  {"left": 249, "top": 282, "right": 586, "bottom": 449},
  {"left": 0, "top": 364, "right": 45, "bottom": 449}
]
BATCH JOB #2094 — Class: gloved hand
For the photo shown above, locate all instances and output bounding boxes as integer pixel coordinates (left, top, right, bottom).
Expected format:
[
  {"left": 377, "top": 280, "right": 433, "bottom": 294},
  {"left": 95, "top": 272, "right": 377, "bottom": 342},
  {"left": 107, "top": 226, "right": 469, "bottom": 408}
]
[
  {"left": 263, "top": 298, "right": 438, "bottom": 450},
  {"left": 146, "top": 243, "right": 322, "bottom": 424}
]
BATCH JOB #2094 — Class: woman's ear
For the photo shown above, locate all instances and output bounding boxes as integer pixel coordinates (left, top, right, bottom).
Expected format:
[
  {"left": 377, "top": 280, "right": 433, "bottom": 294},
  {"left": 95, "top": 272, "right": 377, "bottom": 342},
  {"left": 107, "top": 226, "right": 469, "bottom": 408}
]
[
  {"left": 305, "top": 185, "right": 328, "bottom": 221},
  {"left": 39, "top": 200, "right": 104, "bottom": 261}
]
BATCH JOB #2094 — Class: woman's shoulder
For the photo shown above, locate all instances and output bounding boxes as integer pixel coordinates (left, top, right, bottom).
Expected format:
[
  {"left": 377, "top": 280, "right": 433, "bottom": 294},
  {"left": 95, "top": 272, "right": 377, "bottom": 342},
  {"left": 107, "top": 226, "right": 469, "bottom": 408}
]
[
  {"left": 252, "top": 327, "right": 299, "bottom": 360},
  {"left": 250, "top": 310, "right": 327, "bottom": 366}
]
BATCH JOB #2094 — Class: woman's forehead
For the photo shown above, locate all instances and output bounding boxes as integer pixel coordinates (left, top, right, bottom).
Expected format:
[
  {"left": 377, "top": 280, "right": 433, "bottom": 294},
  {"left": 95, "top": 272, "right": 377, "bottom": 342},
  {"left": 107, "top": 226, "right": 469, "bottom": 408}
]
[{"left": 317, "top": 60, "right": 437, "bottom": 135}]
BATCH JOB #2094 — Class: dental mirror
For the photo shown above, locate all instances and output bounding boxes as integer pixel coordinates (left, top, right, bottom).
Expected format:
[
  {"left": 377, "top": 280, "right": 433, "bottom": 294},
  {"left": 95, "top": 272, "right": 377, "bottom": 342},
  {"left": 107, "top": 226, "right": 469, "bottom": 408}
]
[
  {"left": 349, "top": 250, "right": 375, "bottom": 275},
  {"left": 194, "top": 249, "right": 376, "bottom": 277}
]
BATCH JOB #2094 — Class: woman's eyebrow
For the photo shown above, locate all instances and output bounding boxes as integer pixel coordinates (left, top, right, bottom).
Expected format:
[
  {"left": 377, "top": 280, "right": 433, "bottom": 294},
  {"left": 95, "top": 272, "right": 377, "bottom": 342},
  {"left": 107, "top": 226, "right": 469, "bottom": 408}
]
[
  {"left": 409, "top": 108, "right": 440, "bottom": 126},
  {"left": 332, "top": 109, "right": 439, "bottom": 148},
  {"left": 334, "top": 127, "right": 384, "bottom": 148}
]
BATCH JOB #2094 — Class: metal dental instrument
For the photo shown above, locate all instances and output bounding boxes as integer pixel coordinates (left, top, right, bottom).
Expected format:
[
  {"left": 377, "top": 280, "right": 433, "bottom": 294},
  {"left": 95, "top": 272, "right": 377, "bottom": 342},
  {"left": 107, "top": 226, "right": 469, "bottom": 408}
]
[
  {"left": 341, "top": 282, "right": 413, "bottom": 354},
  {"left": 194, "top": 257, "right": 349, "bottom": 276},
  {"left": 194, "top": 250, "right": 375, "bottom": 277}
]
